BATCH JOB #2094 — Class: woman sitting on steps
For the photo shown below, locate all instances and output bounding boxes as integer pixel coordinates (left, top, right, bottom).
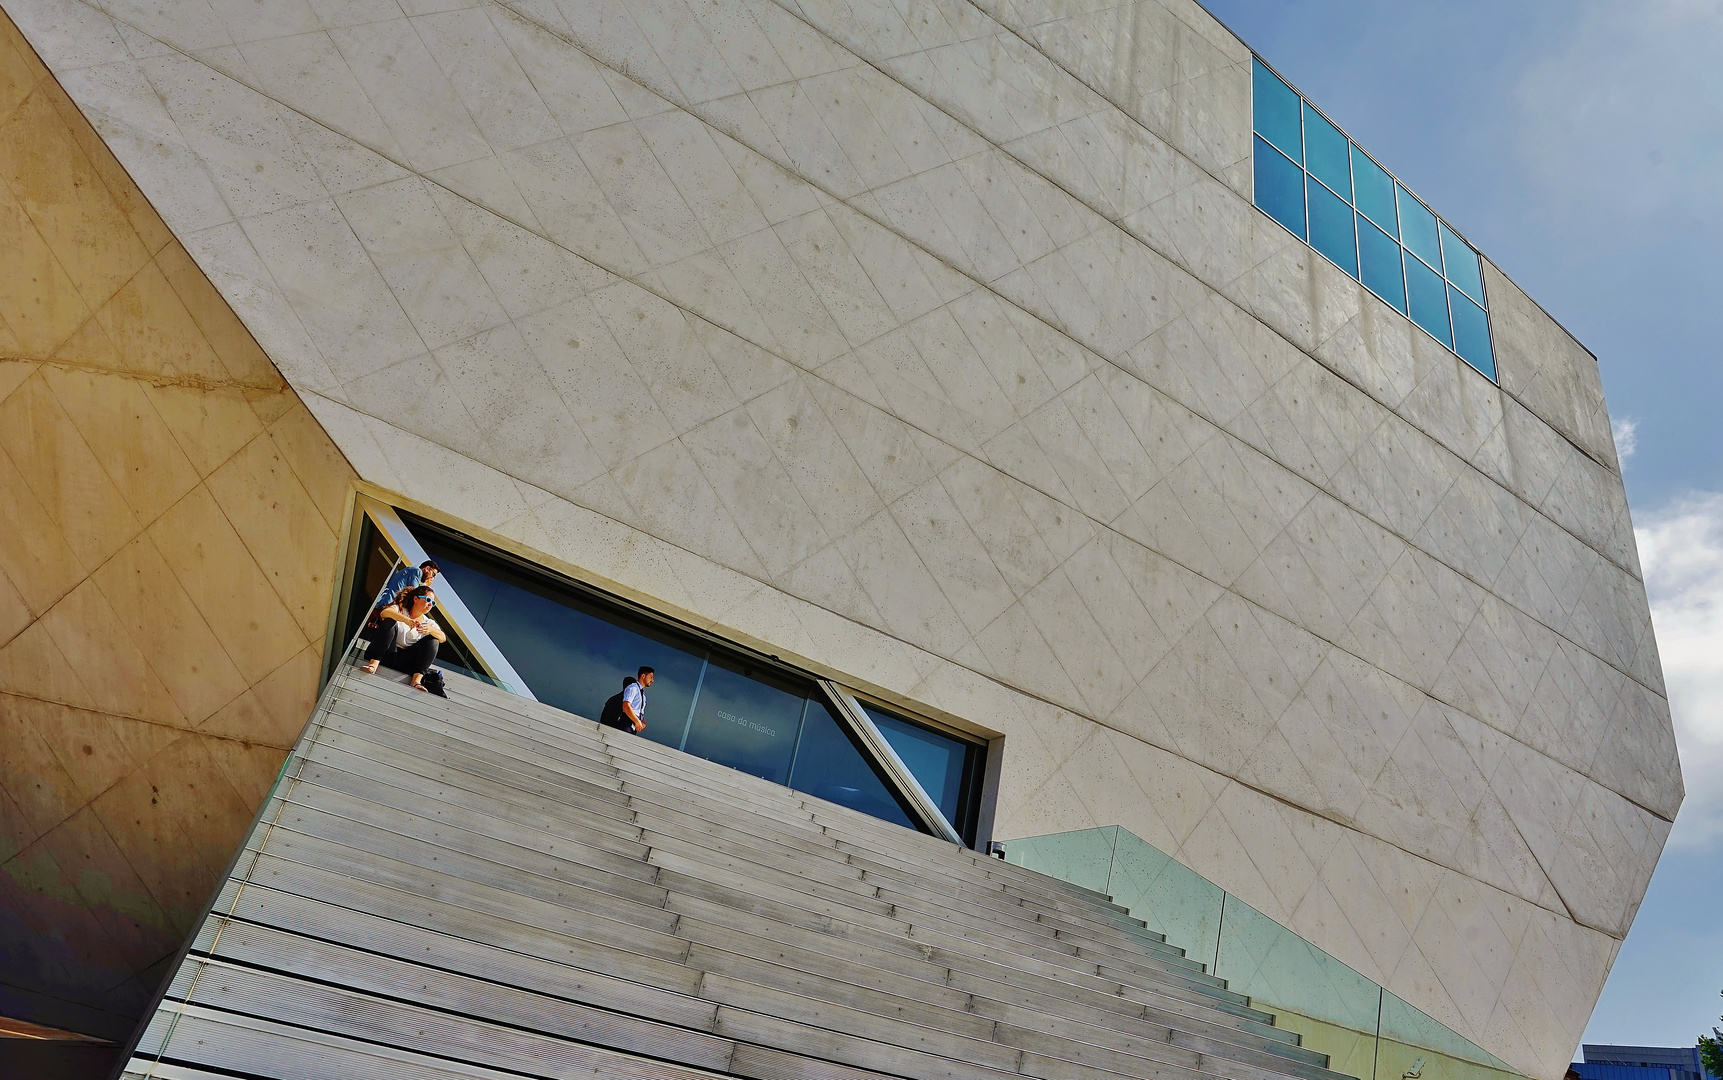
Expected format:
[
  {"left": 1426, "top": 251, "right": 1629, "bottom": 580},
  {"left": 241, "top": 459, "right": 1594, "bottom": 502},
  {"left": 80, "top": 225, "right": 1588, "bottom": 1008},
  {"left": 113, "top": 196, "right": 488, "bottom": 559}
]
[{"left": 360, "top": 584, "right": 446, "bottom": 691}]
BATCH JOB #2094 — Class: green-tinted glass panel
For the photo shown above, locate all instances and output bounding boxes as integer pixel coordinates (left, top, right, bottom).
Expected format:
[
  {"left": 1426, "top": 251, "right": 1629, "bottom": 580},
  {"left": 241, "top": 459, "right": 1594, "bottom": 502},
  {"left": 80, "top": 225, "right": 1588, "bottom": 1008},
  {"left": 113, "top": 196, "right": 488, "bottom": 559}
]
[
  {"left": 1449, "top": 285, "right": 1495, "bottom": 379},
  {"left": 1254, "top": 136, "right": 1304, "bottom": 239},
  {"left": 789, "top": 699, "right": 919, "bottom": 829},
  {"left": 1357, "top": 213, "right": 1406, "bottom": 313},
  {"left": 1307, "top": 175, "right": 1357, "bottom": 277},
  {"left": 1351, "top": 145, "right": 1396, "bottom": 236},
  {"left": 1003, "top": 827, "right": 1120, "bottom": 896},
  {"left": 1107, "top": 829, "right": 1224, "bottom": 971},
  {"left": 1398, "top": 183, "right": 1441, "bottom": 270},
  {"left": 1302, "top": 102, "right": 1350, "bottom": 201},
  {"left": 1405, "top": 254, "right": 1452, "bottom": 347},
  {"left": 1380, "top": 993, "right": 1515, "bottom": 1071},
  {"left": 1252, "top": 58, "right": 1301, "bottom": 163},
  {"left": 1440, "top": 222, "right": 1485, "bottom": 305},
  {"left": 1213, "top": 896, "right": 1383, "bottom": 1034}
]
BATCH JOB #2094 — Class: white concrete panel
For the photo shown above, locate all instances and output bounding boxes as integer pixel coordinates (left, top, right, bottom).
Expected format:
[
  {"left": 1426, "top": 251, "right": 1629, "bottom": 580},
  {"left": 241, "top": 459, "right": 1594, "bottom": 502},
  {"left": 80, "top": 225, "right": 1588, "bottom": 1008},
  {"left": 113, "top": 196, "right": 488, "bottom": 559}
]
[{"left": 9, "top": 0, "right": 1675, "bottom": 1070}]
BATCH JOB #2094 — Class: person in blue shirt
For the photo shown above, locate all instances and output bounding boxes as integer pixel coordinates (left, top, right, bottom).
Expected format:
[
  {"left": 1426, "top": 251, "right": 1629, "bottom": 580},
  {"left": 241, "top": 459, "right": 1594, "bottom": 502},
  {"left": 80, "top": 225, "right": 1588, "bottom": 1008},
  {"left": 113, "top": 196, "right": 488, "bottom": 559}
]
[{"left": 368, "top": 559, "right": 439, "bottom": 628}]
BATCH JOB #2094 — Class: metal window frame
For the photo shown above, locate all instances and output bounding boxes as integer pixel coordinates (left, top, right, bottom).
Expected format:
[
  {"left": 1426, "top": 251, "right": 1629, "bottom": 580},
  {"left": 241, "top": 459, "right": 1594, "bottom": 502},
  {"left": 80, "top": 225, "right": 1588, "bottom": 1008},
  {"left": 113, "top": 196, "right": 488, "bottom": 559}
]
[
  {"left": 821, "top": 681, "right": 965, "bottom": 846},
  {"left": 356, "top": 496, "right": 538, "bottom": 700},
  {"left": 1250, "top": 53, "right": 1498, "bottom": 382}
]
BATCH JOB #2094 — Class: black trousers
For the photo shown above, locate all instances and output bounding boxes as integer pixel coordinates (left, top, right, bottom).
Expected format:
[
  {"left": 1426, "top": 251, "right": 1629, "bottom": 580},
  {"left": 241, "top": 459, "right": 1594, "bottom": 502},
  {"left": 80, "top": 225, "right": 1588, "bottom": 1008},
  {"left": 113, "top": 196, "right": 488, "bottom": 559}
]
[{"left": 366, "top": 628, "right": 439, "bottom": 677}]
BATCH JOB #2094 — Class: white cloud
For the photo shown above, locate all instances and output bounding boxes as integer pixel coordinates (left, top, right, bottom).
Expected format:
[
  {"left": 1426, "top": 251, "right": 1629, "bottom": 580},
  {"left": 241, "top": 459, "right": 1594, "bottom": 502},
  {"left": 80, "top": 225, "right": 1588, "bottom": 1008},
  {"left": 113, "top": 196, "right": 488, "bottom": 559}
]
[
  {"left": 1614, "top": 417, "right": 1639, "bottom": 461},
  {"left": 1636, "top": 492, "right": 1723, "bottom": 848}
]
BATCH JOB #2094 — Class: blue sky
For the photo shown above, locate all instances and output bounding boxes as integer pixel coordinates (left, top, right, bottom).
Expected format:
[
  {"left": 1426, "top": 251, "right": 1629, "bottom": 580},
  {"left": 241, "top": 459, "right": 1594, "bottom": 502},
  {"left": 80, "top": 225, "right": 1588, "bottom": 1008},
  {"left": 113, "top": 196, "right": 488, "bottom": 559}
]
[{"left": 1202, "top": 0, "right": 1723, "bottom": 1054}]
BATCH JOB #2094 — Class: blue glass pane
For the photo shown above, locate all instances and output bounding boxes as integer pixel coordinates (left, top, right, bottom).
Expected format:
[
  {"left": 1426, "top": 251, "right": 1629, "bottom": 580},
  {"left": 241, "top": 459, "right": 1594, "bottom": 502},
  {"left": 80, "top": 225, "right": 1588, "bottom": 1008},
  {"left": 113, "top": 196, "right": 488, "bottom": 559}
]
[
  {"left": 424, "top": 544, "right": 705, "bottom": 750},
  {"left": 1351, "top": 146, "right": 1396, "bottom": 237},
  {"left": 1440, "top": 222, "right": 1484, "bottom": 305},
  {"left": 1405, "top": 255, "right": 1451, "bottom": 347},
  {"left": 1357, "top": 214, "right": 1405, "bottom": 313},
  {"left": 681, "top": 657, "right": 806, "bottom": 785},
  {"left": 1397, "top": 184, "right": 1441, "bottom": 270},
  {"left": 1306, "top": 175, "right": 1357, "bottom": 277},
  {"left": 1253, "top": 136, "right": 1305, "bottom": 239},
  {"left": 1252, "top": 59, "right": 1301, "bottom": 163},
  {"left": 1449, "top": 285, "right": 1495, "bottom": 379},
  {"left": 862, "top": 704, "right": 973, "bottom": 827},
  {"left": 1302, "top": 102, "right": 1350, "bottom": 201},
  {"left": 789, "top": 700, "right": 918, "bottom": 829}
]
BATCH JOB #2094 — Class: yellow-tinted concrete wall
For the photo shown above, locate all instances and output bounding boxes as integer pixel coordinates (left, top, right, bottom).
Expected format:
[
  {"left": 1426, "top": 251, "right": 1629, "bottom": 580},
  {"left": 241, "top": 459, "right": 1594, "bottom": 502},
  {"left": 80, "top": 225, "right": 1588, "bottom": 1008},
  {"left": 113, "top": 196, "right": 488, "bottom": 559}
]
[{"left": 0, "top": 11, "right": 354, "bottom": 1040}]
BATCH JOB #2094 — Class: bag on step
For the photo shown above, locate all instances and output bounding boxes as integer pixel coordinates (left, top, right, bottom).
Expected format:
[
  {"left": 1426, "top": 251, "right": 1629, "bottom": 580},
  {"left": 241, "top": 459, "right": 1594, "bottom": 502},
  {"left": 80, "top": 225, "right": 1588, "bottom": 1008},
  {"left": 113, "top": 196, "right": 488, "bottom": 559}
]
[{"left": 421, "top": 668, "right": 447, "bottom": 698}]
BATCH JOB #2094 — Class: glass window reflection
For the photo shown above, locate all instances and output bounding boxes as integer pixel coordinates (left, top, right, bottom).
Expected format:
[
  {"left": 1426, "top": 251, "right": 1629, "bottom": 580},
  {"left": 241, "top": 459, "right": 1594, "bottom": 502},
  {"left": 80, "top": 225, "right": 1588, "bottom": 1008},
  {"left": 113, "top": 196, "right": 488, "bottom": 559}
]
[
  {"left": 1302, "top": 103, "right": 1350, "bottom": 201},
  {"left": 1307, "top": 176, "right": 1357, "bottom": 277},
  {"left": 790, "top": 701, "right": 918, "bottom": 829},
  {"left": 1357, "top": 214, "right": 1406, "bottom": 313},
  {"left": 1254, "top": 137, "right": 1305, "bottom": 239},
  {"left": 1449, "top": 287, "right": 1495, "bottom": 379},
  {"left": 424, "top": 546, "right": 703, "bottom": 751},
  {"left": 861, "top": 704, "right": 976, "bottom": 830},
  {"left": 1351, "top": 146, "right": 1396, "bottom": 237},
  {"left": 680, "top": 658, "right": 806, "bottom": 785},
  {"left": 1439, "top": 223, "right": 1485, "bottom": 305},
  {"left": 1405, "top": 256, "right": 1452, "bottom": 348},
  {"left": 1397, "top": 184, "right": 1442, "bottom": 272},
  {"left": 1252, "top": 59, "right": 1302, "bottom": 163}
]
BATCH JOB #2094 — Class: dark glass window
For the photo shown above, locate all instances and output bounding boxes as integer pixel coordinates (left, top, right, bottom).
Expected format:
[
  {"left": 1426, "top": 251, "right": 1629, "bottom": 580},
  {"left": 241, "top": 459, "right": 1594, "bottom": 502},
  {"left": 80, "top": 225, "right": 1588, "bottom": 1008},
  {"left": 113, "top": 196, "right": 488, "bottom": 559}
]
[
  {"left": 859, "top": 702, "right": 985, "bottom": 845},
  {"left": 1405, "top": 255, "right": 1452, "bottom": 348},
  {"left": 1449, "top": 286, "right": 1495, "bottom": 379},
  {"left": 1302, "top": 103, "right": 1350, "bottom": 201},
  {"left": 393, "top": 516, "right": 980, "bottom": 839},
  {"left": 1307, "top": 175, "right": 1357, "bottom": 277},
  {"left": 1357, "top": 214, "right": 1406, "bottom": 313},
  {"left": 1351, "top": 146, "right": 1396, "bottom": 237},
  {"left": 1252, "top": 59, "right": 1302, "bottom": 163},
  {"left": 429, "top": 550, "right": 704, "bottom": 751},
  {"left": 789, "top": 701, "right": 919, "bottom": 830},
  {"left": 1253, "top": 136, "right": 1305, "bottom": 239},
  {"left": 1440, "top": 222, "right": 1485, "bottom": 305},
  {"left": 680, "top": 656, "right": 805, "bottom": 785}
]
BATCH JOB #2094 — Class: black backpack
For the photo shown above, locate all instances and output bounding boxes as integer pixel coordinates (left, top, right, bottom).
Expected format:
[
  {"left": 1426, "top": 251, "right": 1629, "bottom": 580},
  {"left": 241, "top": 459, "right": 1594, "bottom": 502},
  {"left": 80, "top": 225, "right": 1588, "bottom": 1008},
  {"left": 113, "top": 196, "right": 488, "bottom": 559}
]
[{"left": 599, "top": 678, "right": 636, "bottom": 730}]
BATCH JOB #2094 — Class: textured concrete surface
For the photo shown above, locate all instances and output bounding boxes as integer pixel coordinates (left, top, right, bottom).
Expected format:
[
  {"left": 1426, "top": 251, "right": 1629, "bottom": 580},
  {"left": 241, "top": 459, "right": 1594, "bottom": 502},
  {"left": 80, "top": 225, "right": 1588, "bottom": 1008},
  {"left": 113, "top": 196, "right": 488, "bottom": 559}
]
[
  {"left": 0, "top": 7, "right": 354, "bottom": 1040},
  {"left": 0, "top": 0, "right": 1677, "bottom": 1071}
]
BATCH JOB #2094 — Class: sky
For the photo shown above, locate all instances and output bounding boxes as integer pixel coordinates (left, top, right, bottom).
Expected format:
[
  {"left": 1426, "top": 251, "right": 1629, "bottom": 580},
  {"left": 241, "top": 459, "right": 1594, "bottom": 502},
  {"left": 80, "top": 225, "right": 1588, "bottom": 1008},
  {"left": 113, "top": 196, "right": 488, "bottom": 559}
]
[{"left": 1201, "top": 0, "right": 1723, "bottom": 1054}]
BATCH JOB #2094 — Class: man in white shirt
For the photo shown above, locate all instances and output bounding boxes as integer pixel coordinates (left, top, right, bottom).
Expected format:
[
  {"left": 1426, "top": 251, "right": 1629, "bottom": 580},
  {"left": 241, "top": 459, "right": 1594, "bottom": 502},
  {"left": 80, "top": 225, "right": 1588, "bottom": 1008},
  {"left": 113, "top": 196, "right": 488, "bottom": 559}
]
[{"left": 620, "top": 666, "right": 654, "bottom": 733}]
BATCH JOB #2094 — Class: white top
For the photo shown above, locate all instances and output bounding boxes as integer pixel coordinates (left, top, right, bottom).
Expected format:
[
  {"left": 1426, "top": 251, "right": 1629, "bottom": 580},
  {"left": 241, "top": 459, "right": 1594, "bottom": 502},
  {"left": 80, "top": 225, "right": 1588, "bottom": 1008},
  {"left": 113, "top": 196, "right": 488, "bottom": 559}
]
[
  {"left": 622, "top": 680, "right": 646, "bottom": 721},
  {"left": 395, "top": 616, "right": 440, "bottom": 648}
]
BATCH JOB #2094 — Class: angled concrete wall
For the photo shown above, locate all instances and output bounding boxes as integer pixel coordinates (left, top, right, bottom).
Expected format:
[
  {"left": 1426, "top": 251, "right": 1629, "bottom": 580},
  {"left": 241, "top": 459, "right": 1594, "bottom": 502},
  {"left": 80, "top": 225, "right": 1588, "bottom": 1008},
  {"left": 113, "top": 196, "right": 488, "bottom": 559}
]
[
  {"left": 0, "top": 0, "right": 1677, "bottom": 1072},
  {"left": 0, "top": 8, "right": 354, "bottom": 1039}
]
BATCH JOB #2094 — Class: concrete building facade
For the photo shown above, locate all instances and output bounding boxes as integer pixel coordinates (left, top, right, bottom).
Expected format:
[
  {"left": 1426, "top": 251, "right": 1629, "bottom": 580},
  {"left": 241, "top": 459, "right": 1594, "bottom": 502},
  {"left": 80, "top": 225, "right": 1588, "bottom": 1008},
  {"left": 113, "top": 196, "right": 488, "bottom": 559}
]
[{"left": 0, "top": 0, "right": 1679, "bottom": 1075}]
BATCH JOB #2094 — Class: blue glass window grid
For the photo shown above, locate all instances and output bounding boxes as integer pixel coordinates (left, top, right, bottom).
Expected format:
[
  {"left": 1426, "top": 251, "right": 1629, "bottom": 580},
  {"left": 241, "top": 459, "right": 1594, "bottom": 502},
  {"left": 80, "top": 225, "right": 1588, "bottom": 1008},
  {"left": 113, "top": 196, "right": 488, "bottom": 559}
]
[{"left": 1250, "top": 57, "right": 1495, "bottom": 381}]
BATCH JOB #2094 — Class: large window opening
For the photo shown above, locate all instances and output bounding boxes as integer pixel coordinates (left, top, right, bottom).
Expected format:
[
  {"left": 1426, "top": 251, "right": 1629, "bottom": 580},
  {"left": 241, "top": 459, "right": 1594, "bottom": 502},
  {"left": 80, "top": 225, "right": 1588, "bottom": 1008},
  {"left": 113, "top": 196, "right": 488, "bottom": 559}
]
[{"left": 338, "top": 504, "right": 989, "bottom": 845}]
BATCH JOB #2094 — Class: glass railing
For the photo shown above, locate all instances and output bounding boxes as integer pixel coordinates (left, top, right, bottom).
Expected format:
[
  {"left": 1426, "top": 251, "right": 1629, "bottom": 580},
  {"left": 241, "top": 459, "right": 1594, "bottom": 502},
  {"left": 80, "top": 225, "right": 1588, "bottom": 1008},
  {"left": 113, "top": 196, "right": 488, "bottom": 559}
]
[
  {"left": 1005, "top": 826, "right": 1524, "bottom": 1080},
  {"left": 1253, "top": 58, "right": 1496, "bottom": 381}
]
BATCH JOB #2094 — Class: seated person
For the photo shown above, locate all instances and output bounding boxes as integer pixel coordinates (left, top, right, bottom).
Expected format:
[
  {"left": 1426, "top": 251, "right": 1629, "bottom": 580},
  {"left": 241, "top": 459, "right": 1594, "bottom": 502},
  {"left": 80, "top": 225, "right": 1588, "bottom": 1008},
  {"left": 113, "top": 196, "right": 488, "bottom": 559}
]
[
  {"left": 360, "top": 585, "right": 446, "bottom": 691},
  {"left": 366, "top": 559, "right": 439, "bottom": 628}
]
